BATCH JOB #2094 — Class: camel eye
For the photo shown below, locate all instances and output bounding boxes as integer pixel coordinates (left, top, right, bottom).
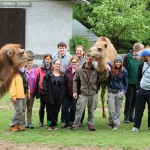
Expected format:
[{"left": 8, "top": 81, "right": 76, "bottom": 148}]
[
  {"left": 19, "top": 51, "right": 24, "bottom": 56},
  {"left": 98, "top": 47, "right": 102, "bottom": 51}
]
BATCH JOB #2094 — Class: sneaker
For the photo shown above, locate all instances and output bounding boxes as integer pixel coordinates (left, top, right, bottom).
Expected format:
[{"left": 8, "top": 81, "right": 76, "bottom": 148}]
[
  {"left": 131, "top": 127, "right": 139, "bottom": 132},
  {"left": 17, "top": 125, "right": 25, "bottom": 131},
  {"left": 88, "top": 125, "right": 96, "bottom": 131},
  {"left": 28, "top": 123, "right": 34, "bottom": 129},
  {"left": 62, "top": 124, "right": 70, "bottom": 128},
  {"left": 25, "top": 125, "right": 29, "bottom": 128},
  {"left": 39, "top": 122, "right": 43, "bottom": 127},
  {"left": 112, "top": 126, "right": 118, "bottom": 130},
  {"left": 71, "top": 125, "right": 78, "bottom": 131},
  {"left": 124, "top": 119, "right": 129, "bottom": 124},
  {"left": 48, "top": 127, "right": 53, "bottom": 131},
  {"left": 109, "top": 123, "right": 114, "bottom": 128},
  {"left": 53, "top": 126, "right": 58, "bottom": 130},
  {"left": 10, "top": 126, "right": 19, "bottom": 132}
]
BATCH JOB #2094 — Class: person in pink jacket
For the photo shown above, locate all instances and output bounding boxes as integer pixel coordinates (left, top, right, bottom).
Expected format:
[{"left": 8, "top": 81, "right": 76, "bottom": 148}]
[{"left": 25, "top": 60, "right": 38, "bottom": 129}]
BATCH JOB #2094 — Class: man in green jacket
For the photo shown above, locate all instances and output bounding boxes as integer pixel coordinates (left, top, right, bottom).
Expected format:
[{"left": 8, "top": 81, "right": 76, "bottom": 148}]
[{"left": 123, "top": 43, "right": 144, "bottom": 123}]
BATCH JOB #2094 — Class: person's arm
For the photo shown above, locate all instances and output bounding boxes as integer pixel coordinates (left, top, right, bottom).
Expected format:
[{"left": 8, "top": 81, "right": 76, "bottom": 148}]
[
  {"left": 122, "top": 69, "right": 128, "bottom": 93},
  {"left": 123, "top": 54, "right": 129, "bottom": 70},
  {"left": 73, "top": 68, "right": 80, "bottom": 99},
  {"left": 9, "top": 75, "right": 17, "bottom": 102},
  {"left": 42, "top": 74, "right": 48, "bottom": 98},
  {"left": 136, "top": 62, "right": 144, "bottom": 90},
  {"left": 64, "top": 72, "right": 68, "bottom": 94}
]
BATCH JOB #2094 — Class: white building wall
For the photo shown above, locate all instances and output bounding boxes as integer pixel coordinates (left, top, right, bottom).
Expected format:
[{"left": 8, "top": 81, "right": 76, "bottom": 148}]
[{"left": 25, "top": 1, "right": 72, "bottom": 55}]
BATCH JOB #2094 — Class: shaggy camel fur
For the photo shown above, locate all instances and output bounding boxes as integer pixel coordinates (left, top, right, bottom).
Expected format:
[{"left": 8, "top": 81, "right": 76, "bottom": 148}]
[
  {"left": 87, "top": 36, "right": 118, "bottom": 118},
  {"left": 0, "top": 44, "right": 34, "bottom": 98}
]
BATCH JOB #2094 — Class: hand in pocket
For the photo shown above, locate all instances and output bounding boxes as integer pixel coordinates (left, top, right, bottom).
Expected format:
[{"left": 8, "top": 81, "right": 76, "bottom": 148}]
[{"left": 118, "top": 91, "right": 125, "bottom": 98}]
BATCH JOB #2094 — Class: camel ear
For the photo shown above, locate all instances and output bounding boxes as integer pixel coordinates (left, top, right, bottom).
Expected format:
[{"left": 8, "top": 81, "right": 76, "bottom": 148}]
[
  {"left": 7, "top": 49, "right": 14, "bottom": 57},
  {"left": 104, "top": 44, "right": 107, "bottom": 49}
]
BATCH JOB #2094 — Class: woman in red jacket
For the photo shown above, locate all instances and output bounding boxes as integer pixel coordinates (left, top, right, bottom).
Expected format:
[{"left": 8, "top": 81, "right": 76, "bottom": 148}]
[{"left": 37, "top": 54, "right": 52, "bottom": 127}]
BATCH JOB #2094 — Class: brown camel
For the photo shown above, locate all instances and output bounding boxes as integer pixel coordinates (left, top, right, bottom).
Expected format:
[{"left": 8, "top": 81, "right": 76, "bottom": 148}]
[
  {"left": 87, "top": 36, "right": 118, "bottom": 118},
  {"left": 0, "top": 44, "right": 34, "bottom": 98}
]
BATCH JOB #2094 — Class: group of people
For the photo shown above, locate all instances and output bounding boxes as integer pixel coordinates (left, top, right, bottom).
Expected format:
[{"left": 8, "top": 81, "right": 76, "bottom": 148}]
[{"left": 8, "top": 41, "right": 150, "bottom": 132}]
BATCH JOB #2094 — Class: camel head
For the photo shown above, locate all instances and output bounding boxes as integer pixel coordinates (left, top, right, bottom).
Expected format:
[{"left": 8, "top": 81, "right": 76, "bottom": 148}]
[
  {"left": 0, "top": 44, "right": 34, "bottom": 67},
  {"left": 86, "top": 36, "right": 117, "bottom": 62},
  {"left": 0, "top": 43, "right": 34, "bottom": 98},
  {"left": 87, "top": 45, "right": 107, "bottom": 61}
]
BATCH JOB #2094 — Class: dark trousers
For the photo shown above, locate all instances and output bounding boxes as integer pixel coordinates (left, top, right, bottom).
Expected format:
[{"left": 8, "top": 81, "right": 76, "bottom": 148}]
[
  {"left": 63, "top": 96, "right": 76, "bottom": 125},
  {"left": 134, "top": 94, "right": 150, "bottom": 128},
  {"left": 61, "top": 98, "right": 65, "bottom": 123},
  {"left": 124, "top": 84, "right": 137, "bottom": 120},
  {"left": 39, "top": 93, "right": 49, "bottom": 124},
  {"left": 47, "top": 101, "right": 61, "bottom": 127}
]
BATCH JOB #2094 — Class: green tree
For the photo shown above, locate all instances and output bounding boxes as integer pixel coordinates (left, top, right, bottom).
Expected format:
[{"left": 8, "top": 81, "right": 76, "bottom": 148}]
[{"left": 73, "top": 0, "right": 150, "bottom": 49}]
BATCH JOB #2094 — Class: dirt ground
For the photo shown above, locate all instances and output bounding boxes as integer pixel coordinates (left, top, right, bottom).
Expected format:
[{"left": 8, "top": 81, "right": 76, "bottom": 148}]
[{"left": 0, "top": 140, "right": 104, "bottom": 150}]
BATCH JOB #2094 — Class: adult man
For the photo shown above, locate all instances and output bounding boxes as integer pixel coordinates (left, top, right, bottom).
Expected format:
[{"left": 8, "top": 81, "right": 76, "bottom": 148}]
[
  {"left": 75, "top": 45, "right": 85, "bottom": 67},
  {"left": 72, "top": 54, "right": 99, "bottom": 131},
  {"left": 123, "top": 43, "right": 144, "bottom": 123},
  {"left": 52, "top": 42, "right": 72, "bottom": 122},
  {"left": 75, "top": 45, "right": 86, "bottom": 124},
  {"left": 131, "top": 49, "right": 150, "bottom": 132},
  {"left": 52, "top": 42, "right": 72, "bottom": 72}
]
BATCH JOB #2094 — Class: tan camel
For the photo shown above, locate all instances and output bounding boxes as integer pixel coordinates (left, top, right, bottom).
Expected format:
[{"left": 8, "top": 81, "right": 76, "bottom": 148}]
[
  {"left": 0, "top": 44, "right": 34, "bottom": 98},
  {"left": 87, "top": 36, "right": 118, "bottom": 118}
]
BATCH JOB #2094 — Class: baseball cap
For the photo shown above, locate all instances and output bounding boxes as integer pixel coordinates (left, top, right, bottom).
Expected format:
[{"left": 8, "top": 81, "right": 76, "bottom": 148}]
[{"left": 138, "top": 49, "right": 150, "bottom": 57}]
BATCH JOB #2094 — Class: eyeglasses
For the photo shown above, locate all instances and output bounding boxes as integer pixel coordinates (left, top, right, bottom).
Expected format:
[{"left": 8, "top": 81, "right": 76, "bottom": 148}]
[{"left": 71, "top": 61, "right": 77, "bottom": 64}]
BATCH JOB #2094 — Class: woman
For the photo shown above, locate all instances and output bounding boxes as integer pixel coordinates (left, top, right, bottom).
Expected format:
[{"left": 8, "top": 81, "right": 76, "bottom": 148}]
[
  {"left": 9, "top": 63, "right": 30, "bottom": 131},
  {"left": 107, "top": 55, "right": 128, "bottom": 130},
  {"left": 25, "top": 60, "right": 37, "bottom": 129},
  {"left": 42, "top": 59, "right": 65, "bottom": 130},
  {"left": 37, "top": 54, "right": 52, "bottom": 127},
  {"left": 62, "top": 56, "right": 79, "bottom": 128}
]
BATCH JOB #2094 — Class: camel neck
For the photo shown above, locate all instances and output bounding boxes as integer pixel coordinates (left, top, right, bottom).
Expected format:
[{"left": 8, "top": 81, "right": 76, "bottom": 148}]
[{"left": 97, "top": 59, "right": 107, "bottom": 73}]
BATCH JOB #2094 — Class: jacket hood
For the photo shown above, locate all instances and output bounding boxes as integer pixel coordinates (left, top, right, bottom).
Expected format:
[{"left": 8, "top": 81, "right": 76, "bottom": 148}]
[{"left": 82, "top": 63, "right": 95, "bottom": 70}]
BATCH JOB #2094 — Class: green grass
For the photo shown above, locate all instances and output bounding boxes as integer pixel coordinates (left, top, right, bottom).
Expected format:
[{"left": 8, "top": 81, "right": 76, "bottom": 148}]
[{"left": 0, "top": 92, "right": 150, "bottom": 149}]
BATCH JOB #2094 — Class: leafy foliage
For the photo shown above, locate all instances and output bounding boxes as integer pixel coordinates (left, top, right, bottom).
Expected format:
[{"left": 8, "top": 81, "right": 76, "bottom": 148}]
[
  {"left": 73, "top": 0, "right": 150, "bottom": 50},
  {"left": 69, "top": 35, "right": 92, "bottom": 55}
]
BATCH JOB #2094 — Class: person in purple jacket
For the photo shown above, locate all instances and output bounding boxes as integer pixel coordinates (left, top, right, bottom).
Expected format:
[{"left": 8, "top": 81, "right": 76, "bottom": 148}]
[
  {"left": 25, "top": 60, "right": 38, "bottom": 129},
  {"left": 62, "top": 56, "right": 79, "bottom": 128}
]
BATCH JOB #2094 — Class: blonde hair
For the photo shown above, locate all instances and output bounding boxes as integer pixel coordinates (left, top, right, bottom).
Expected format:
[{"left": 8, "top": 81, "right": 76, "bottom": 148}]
[{"left": 70, "top": 55, "right": 79, "bottom": 62}]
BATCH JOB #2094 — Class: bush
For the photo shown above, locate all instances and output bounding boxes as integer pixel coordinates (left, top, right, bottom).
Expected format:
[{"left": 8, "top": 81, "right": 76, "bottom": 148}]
[{"left": 69, "top": 35, "right": 92, "bottom": 55}]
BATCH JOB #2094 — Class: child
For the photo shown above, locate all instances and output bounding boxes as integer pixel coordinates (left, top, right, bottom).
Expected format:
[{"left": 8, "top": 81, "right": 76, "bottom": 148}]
[{"left": 9, "top": 63, "right": 30, "bottom": 131}]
